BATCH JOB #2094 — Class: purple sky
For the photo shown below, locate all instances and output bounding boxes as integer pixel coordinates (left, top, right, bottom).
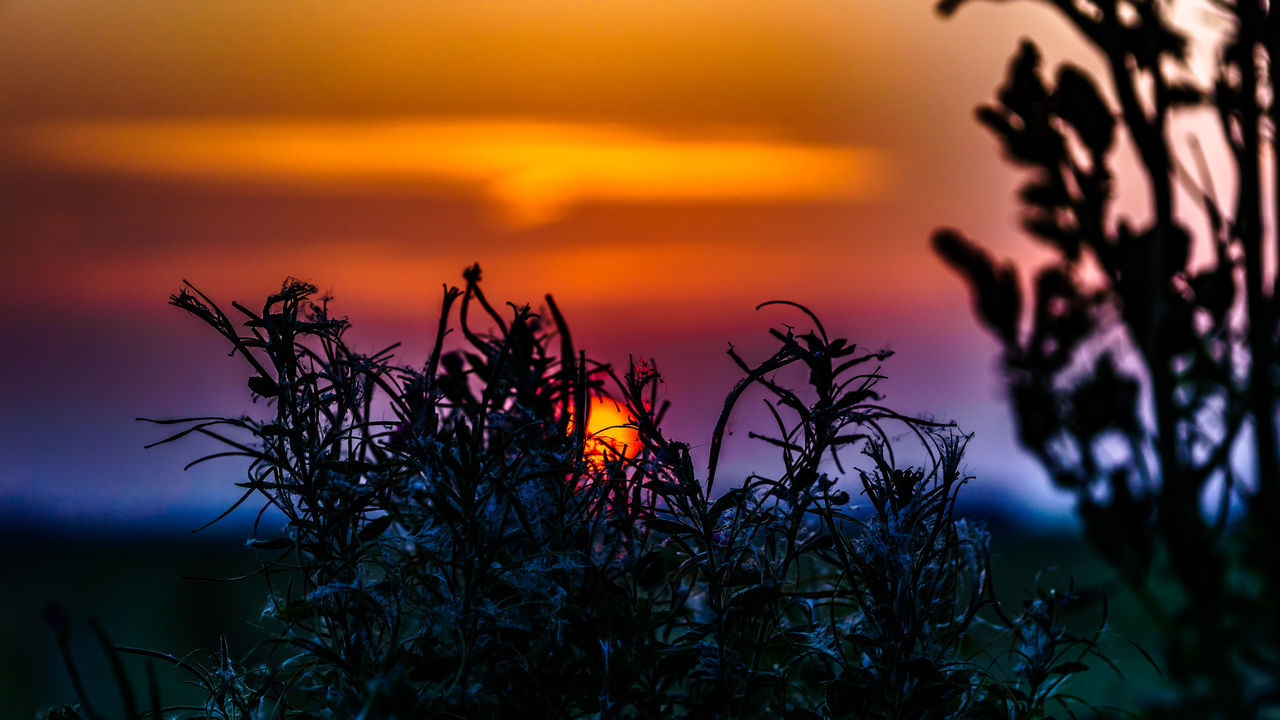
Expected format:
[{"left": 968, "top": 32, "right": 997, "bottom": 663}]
[{"left": 0, "top": 0, "right": 1153, "bottom": 531}]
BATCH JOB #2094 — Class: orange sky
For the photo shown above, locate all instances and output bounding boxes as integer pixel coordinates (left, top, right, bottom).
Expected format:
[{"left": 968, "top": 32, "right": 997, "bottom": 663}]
[
  {"left": 0, "top": 0, "right": 1098, "bottom": 322},
  {"left": 0, "top": 0, "right": 1130, "bottom": 526}
]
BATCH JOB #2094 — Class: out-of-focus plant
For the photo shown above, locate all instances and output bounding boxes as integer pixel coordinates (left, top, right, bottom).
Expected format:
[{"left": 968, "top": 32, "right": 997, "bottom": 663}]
[
  {"left": 932, "top": 0, "right": 1280, "bottom": 716},
  {"left": 42, "top": 267, "right": 1114, "bottom": 719}
]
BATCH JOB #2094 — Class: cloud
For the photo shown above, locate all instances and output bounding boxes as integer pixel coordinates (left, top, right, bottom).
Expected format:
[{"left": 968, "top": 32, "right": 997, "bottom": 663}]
[{"left": 3, "top": 118, "right": 890, "bottom": 227}]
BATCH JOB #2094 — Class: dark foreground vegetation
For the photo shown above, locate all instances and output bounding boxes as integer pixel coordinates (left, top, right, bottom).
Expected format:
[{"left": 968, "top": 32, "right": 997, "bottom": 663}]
[
  {"left": 33, "top": 0, "right": 1280, "bottom": 716},
  {"left": 934, "top": 0, "right": 1280, "bottom": 717},
  {"left": 36, "top": 271, "right": 1117, "bottom": 719},
  {"left": 12, "top": 525, "right": 1160, "bottom": 718}
]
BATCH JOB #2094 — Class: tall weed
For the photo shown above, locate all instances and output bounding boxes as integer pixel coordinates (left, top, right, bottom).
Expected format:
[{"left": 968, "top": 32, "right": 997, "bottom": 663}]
[{"left": 43, "top": 267, "right": 1114, "bottom": 719}]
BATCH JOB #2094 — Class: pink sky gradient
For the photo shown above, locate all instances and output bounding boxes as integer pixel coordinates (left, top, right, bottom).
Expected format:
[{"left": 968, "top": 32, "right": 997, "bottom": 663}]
[{"left": 0, "top": 0, "right": 1156, "bottom": 529}]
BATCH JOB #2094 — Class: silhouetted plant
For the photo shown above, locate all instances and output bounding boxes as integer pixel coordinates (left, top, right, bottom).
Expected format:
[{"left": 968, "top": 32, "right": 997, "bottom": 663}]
[
  {"left": 933, "top": 0, "right": 1280, "bottom": 716},
  {"left": 42, "top": 268, "right": 1113, "bottom": 719}
]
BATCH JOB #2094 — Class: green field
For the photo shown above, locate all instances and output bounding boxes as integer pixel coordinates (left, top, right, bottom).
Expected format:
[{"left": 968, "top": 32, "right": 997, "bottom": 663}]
[{"left": 2, "top": 527, "right": 265, "bottom": 718}]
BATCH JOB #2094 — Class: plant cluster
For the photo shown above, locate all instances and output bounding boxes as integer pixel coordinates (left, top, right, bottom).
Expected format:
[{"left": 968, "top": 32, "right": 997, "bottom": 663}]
[
  {"left": 42, "top": 268, "right": 1111, "bottom": 719},
  {"left": 933, "top": 0, "right": 1280, "bottom": 716},
  {"left": 45, "top": 267, "right": 1111, "bottom": 717}
]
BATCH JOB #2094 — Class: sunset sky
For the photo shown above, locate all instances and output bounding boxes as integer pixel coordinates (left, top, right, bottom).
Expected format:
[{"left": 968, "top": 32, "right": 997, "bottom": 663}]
[{"left": 1, "top": 0, "right": 1188, "bottom": 531}]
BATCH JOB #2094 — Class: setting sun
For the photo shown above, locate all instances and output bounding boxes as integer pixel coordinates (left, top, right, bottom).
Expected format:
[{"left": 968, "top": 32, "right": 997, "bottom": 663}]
[{"left": 576, "top": 396, "right": 641, "bottom": 464}]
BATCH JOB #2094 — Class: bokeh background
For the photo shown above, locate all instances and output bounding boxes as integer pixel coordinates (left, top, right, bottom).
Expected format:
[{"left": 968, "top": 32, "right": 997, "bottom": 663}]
[{"left": 1, "top": 0, "right": 1190, "bottom": 714}]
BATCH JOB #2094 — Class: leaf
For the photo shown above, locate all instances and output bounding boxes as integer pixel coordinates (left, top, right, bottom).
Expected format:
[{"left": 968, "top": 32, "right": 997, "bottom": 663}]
[
  {"left": 933, "top": 229, "right": 1023, "bottom": 345},
  {"left": 643, "top": 517, "right": 699, "bottom": 539},
  {"left": 1011, "top": 379, "right": 1061, "bottom": 451},
  {"left": 1190, "top": 265, "right": 1234, "bottom": 321},
  {"left": 975, "top": 106, "right": 1018, "bottom": 150},
  {"left": 905, "top": 657, "right": 945, "bottom": 683},
  {"left": 935, "top": 0, "right": 969, "bottom": 16},
  {"left": 709, "top": 488, "right": 748, "bottom": 521},
  {"left": 795, "top": 533, "right": 835, "bottom": 556},
  {"left": 89, "top": 618, "right": 138, "bottom": 720},
  {"left": 1054, "top": 64, "right": 1114, "bottom": 156},
  {"left": 258, "top": 423, "right": 295, "bottom": 437},
  {"left": 728, "top": 583, "right": 779, "bottom": 612},
  {"left": 1019, "top": 179, "right": 1067, "bottom": 209},
  {"left": 247, "top": 375, "right": 278, "bottom": 398},
  {"left": 1023, "top": 215, "right": 1081, "bottom": 261},
  {"left": 1167, "top": 82, "right": 1204, "bottom": 107},
  {"left": 643, "top": 479, "right": 693, "bottom": 498},
  {"left": 1069, "top": 353, "right": 1141, "bottom": 440},
  {"left": 247, "top": 537, "right": 294, "bottom": 551},
  {"left": 321, "top": 460, "right": 377, "bottom": 475},
  {"left": 1127, "top": 639, "right": 1166, "bottom": 678},
  {"left": 272, "top": 599, "right": 314, "bottom": 624},
  {"left": 358, "top": 515, "right": 394, "bottom": 542}
]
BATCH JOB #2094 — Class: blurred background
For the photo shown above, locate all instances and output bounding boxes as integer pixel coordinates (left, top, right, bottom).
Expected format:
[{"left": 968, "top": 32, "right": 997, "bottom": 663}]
[{"left": 0, "top": 0, "right": 1185, "bottom": 714}]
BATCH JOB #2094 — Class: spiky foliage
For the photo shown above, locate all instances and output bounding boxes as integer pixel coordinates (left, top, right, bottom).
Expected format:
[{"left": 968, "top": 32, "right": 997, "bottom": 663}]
[
  {"left": 43, "top": 268, "right": 1111, "bottom": 719},
  {"left": 933, "top": 0, "right": 1280, "bottom": 716}
]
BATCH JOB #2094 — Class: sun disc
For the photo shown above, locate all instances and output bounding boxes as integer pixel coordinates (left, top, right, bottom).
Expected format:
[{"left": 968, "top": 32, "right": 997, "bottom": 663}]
[{"left": 574, "top": 396, "right": 640, "bottom": 463}]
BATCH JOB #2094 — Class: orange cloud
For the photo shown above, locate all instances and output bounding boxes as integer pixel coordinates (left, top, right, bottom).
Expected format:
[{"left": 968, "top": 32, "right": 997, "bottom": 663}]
[{"left": 4, "top": 118, "right": 890, "bottom": 227}]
